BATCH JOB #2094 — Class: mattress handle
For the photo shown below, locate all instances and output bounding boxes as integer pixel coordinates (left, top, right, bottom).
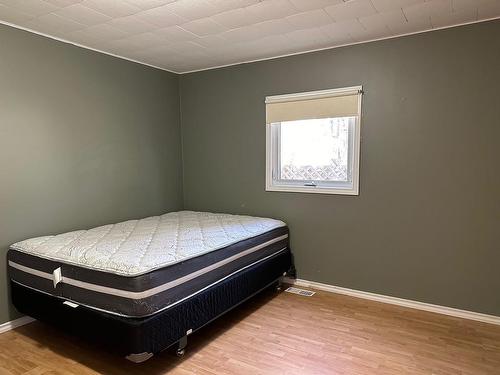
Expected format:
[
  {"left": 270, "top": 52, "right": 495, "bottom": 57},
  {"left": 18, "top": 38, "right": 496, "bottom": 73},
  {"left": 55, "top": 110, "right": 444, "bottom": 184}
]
[{"left": 53, "top": 267, "right": 62, "bottom": 288}]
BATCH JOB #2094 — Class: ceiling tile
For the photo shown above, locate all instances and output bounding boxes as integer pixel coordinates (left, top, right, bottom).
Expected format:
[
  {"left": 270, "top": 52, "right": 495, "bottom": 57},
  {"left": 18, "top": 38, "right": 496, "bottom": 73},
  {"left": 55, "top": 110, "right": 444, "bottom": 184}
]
[
  {"left": 359, "top": 9, "right": 407, "bottom": 31},
  {"left": 23, "top": 16, "right": 84, "bottom": 40},
  {"left": 144, "top": 47, "right": 181, "bottom": 61},
  {"left": 212, "top": 7, "right": 255, "bottom": 28},
  {"left": 284, "top": 27, "right": 331, "bottom": 48},
  {"left": 54, "top": 4, "right": 111, "bottom": 26},
  {"left": 325, "top": 0, "right": 378, "bottom": 22},
  {"left": 452, "top": 0, "right": 494, "bottom": 12},
  {"left": 78, "top": 23, "right": 130, "bottom": 40},
  {"left": 45, "top": 0, "right": 84, "bottom": 6},
  {"left": 153, "top": 25, "right": 198, "bottom": 42},
  {"left": 109, "top": 15, "right": 160, "bottom": 34},
  {"left": 245, "top": 0, "right": 299, "bottom": 23},
  {"left": 167, "top": 40, "right": 208, "bottom": 56},
  {"left": 195, "top": 34, "right": 228, "bottom": 48},
  {"left": 388, "top": 14, "right": 432, "bottom": 34},
  {"left": 181, "top": 17, "right": 228, "bottom": 36},
  {"left": 285, "top": 9, "right": 334, "bottom": 30},
  {"left": 288, "top": 0, "right": 343, "bottom": 12},
  {"left": 370, "top": 0, "right": 424, "bottom": 12},
  {"left": 221, "top": 18, "right": 294, "bottom": 44},
  {"left": 152, "top": 53, "right": 188, "bottom": 65},
  {"left": 320, "top": 19, "right": 363, "bottom": 41},
  {"left": 402, "top": 0, "right": 453, "bottom": 23},
  {"left": 0, "top": 0, "right": 58, "bottom": 17},
  {"left": 108, "top": 32, "right": 165, "bottom": 52},
  {"left": 431, "top": 7, "right": 477, "bottom": 27},
  {"left": 164, "top": 0, "right": 219, "bottom": 20},
  {"left": 207, "top": 0, "right": 261, "bottom": 13},
  {"left": 135, "top": 4, "right": 187, "bottom": 27},
  {"left": 221, "top": 24, "right": 264, "bottom": 43},
  {"left": 477, "top": 1, "right": 500, "bottom": 18},
  {"left": 67, "top": 27, "right": 105, "bottom": 44},
  {"left": 81, "top": 0, "right": 141, "bottom": 18},
  {"left": 238, "top": 34, "right": 291, "bottom": 55},
  {"left": 124, "top": 0, "right": 177, "bottom": 11},
  {"left": 254, "top": 18, "right": 295, "bottom": 36},
  {"left": 0, "top": 4, "right": 34, "bottom": 23}
]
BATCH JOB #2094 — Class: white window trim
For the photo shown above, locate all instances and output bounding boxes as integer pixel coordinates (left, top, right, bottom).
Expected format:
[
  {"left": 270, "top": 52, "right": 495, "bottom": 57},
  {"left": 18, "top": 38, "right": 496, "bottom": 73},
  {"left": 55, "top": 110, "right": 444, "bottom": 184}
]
[{"left": 265, "top": 86, "right": 362, "bottom": 196}]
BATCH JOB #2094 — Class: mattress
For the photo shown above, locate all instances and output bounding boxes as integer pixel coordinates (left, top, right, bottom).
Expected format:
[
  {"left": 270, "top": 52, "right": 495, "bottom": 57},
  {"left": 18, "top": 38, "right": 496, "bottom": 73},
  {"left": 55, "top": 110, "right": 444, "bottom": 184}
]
[{"left": 8, "top": 211, "right": 289, "bottom": 318}]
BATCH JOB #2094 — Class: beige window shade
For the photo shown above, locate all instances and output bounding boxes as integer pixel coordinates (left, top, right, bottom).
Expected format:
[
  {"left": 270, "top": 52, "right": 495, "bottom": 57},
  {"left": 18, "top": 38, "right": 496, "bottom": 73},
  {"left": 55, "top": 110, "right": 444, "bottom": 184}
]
[{"left": 266, "top": 91, "right": 360, "bottom": 124}]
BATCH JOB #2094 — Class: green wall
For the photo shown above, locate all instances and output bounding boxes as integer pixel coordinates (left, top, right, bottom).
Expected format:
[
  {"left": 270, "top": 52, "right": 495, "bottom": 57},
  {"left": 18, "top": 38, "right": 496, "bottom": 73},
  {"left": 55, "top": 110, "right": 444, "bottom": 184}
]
[
  {"left": 179, "top": 20, "right": 500, "bottom": 316},
  {"left": 0, "top": 25, "right": 183, "bottom": 324},
  {"left": 2, "top": 20, "right": 499, "bottom": 325}
]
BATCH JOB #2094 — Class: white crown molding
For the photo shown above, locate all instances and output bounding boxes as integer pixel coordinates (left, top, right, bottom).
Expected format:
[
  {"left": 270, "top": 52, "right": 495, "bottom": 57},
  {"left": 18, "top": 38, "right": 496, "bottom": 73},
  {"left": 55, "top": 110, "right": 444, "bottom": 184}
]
[
  {"left": 0, "top": 316, "right": 35, "bottom": 335},
  {"left": 284, "top": 277, "right": 500, "bottom": 326}
]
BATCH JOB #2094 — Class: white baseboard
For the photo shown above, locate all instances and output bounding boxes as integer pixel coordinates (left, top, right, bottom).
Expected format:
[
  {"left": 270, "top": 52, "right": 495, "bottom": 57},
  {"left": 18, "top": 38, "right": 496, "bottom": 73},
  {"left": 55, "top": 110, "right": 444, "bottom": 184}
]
[
  {"left": 0, "top": 316, "right": 36, "bottom": 335},
  {"left": 283, "top": 277, "right": 500, "bottom": 326}
]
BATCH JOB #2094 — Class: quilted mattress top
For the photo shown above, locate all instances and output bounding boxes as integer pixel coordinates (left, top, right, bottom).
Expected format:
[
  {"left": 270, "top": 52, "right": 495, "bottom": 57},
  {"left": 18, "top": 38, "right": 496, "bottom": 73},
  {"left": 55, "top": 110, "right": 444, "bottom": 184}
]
[{"left": 10, "top": 211, "right": 286, "bottom": 277}]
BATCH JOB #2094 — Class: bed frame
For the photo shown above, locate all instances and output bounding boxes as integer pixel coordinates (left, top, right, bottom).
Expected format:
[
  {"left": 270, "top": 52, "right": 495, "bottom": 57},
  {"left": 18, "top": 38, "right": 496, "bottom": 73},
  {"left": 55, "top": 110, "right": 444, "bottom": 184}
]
[{"left": 11, "top": 248, "right": 292, "bottom": 362}]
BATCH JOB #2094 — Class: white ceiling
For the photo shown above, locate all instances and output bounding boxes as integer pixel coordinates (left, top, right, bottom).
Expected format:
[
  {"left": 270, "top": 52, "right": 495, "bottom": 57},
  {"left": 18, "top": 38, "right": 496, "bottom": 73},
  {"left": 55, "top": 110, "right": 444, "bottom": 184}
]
[{"left": 1, "top": 0, "right": 499, "bottom": 73}]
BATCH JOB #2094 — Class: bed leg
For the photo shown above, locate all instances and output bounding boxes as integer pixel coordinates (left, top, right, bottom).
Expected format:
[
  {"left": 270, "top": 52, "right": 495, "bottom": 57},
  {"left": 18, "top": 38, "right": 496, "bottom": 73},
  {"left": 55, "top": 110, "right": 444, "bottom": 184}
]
[
  {"left": 276, "top": 271, "right": 290, "bottom": 292},
  {"left": 125, "top": 352, "right": 154, "bottom": 363},
  {"left": 275, "top": 277, "right": 284, "bottom": 292},
  {"left": 176, "top": 335, "right": 188, "bottom": 357}
]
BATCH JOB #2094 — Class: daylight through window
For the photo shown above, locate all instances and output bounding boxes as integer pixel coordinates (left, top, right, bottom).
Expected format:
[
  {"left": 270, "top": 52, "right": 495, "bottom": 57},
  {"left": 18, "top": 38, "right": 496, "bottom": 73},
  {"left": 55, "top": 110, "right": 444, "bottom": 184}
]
[{"left": 266, "top": 87, "right": 362, "bottom": 195}]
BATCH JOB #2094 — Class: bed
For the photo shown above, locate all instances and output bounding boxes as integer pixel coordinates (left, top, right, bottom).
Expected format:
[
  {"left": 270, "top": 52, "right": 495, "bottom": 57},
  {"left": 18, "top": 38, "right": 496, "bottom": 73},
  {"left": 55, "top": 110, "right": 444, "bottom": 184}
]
[{"left": 8, "top": 211, "right": 292, "bottom": 362}]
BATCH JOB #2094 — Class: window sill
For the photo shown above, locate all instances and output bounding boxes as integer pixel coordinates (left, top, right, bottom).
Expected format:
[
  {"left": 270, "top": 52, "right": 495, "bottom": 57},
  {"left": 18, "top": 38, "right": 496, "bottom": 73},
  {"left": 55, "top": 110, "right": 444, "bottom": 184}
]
[{"left": 265, "top": 185, "right": 359, "bottom": 196}]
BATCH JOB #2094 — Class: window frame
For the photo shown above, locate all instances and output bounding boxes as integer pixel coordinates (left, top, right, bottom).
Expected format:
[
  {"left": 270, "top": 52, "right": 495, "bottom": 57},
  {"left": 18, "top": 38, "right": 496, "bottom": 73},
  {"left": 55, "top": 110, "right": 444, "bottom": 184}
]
[{"left": 265, "top": 86, "right": 362, "bottom": 196}]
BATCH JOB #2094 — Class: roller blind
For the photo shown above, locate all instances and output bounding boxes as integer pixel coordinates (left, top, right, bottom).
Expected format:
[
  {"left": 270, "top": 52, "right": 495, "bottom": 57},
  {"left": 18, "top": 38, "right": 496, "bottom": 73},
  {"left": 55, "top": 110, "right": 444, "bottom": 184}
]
[{"left": 265, "top": 87, "right": 361, "bottom": 124}]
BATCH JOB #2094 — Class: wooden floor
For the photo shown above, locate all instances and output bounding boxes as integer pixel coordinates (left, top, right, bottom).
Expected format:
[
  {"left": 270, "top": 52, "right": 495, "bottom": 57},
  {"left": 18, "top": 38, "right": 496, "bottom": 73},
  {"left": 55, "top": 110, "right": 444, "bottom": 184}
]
[{"left": 1, "top": 287, "right": 500, "bottom": 375}]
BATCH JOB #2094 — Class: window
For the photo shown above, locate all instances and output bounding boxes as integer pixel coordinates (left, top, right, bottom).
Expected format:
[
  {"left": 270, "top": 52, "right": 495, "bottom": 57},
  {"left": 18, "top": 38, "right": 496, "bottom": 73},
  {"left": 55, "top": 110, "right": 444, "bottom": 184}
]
[{"left": 266, "top": 86, "right": 362, "bottom": 195}]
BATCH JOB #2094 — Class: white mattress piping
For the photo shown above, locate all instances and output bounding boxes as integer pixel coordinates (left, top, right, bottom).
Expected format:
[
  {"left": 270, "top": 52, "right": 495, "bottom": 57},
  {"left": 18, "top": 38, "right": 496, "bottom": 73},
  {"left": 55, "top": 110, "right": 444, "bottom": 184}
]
[{"left": 9, "top": 234, "right": 288, "bottom": 300}]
